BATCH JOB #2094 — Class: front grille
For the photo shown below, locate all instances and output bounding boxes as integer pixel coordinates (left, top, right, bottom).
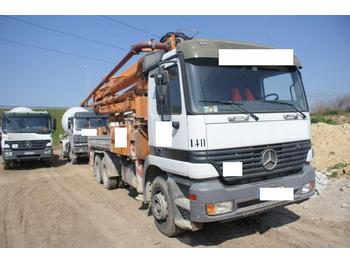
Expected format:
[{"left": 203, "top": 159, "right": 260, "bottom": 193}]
[
  {"left": 178, "top": 206, "right": 191, "bottom": 221},
  {"left": 199, "top": 140, "right": 310, "bottom": 184},
  {"left": 17, "top": 154, "right": 41, "bottom": 158},
  {"left": 6, "top": 140, "right": 50, "bottom": 150},
  {"left": 237, "top": 199, "right": 265, "bottom": 209},
  {"left": 73, "top": 135, "right": 88, "bottom": 143}
]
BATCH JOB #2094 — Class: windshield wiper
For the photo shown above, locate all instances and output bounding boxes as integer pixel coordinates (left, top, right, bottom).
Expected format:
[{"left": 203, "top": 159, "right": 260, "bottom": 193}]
[
  {"left": 260, "top": 100, "right": 307, "bottom": 119},
  {"left": 198, "top": 100, "right": 259, "bottom": 121}
]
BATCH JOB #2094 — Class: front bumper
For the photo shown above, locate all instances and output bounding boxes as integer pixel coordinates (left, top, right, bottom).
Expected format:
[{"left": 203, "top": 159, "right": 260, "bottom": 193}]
[
  {"left": 188, "top": 165, "right": 315, "bottom": 223},
  {"left": 2, "top": 148, "right": 53, "bottom": 162},
  {"left": 72, "top": 145, "right": 89, "bottom": 156}
]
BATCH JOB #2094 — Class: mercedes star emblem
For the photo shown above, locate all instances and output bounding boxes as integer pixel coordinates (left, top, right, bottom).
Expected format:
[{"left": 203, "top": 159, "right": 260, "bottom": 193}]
[{"left": 261, "top": 148, "right": 278, "bottom": 170}]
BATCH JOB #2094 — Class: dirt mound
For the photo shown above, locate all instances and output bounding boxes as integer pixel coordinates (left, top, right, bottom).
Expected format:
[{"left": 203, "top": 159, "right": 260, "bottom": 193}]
[{"left": 311, "top": 123, "right": 350, "bottom": 173}]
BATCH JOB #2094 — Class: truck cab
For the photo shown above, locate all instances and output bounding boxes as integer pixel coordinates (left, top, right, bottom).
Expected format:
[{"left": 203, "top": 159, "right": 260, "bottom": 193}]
[
  {"left": 60, "top": 111, "right": 108, "bottom": 164},
  {"left": 1, "top": 107, "right": 56, "bottom": 169},
  {"left": 143, "top": 39, "right": 315, "bottom": 234}
]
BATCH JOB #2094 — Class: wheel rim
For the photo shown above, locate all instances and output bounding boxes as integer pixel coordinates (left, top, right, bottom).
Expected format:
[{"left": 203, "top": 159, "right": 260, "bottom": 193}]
[{"left": 152, "top": 191, "right": 168, "bottom": 221}]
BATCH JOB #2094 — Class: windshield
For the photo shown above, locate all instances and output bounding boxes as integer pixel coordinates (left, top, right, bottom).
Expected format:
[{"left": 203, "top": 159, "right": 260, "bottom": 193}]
[
  {"left": 2, "top": 115, "right": 51, "bottom": 134},
  {"left": 75, "top": 118, "right": 108, "bottom": 130},
  {"left": 185, "top": 58, "right": 308, "bottom": 114}
]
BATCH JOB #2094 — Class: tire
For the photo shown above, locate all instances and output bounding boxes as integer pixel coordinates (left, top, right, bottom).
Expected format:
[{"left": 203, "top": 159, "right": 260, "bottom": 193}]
[
  {"left": 118, "top": 179, "right": 127, "bottom": 188},
  {"left": 69, "top": 150, "right": 78, "bottom": 165},
  {"left": 3, "top": 160, "right": 10, "bottom": 170},
  {"left": 41, "top": 159, "right": 52, "bottom": 166},
  {"left": 151, "top": 176, "right": 184, "bottom": 237},
  {"left": 94, "top": 155, "right": 103, "bottom": 184},
  {"left": 101, "top": 157, "right": 118, "bottom": 190},
  {"left": 59, "top": 143, "right": 65, "bottom": 159}
]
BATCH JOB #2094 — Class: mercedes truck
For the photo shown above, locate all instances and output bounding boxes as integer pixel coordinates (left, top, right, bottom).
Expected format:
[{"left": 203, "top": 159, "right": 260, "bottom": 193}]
[
  {"left": 59, "top": 107, "right": 108, "bottom": 164},
  {"left": 82, "top": 33, "right": 315, "bottom": 237},
  {"left": 1, "top": 107, "right": 56, "bottom": 169}
]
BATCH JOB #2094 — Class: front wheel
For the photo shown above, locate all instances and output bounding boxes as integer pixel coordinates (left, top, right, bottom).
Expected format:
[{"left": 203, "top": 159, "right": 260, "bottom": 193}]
[
  {"left": 69, "top": 150, "right": 78, "bottom": 165},
  {"left": 41, "top": 158, "right": 52, "bottom": 166},
  {"left": 2, "top": 160, "right": 10, "bottom": 170},
  {"left": 59, "top": 143, "right": 65, "bottom": 159},
  {"left": 151, "top": 176, "right": 184, "bottom": 237}
]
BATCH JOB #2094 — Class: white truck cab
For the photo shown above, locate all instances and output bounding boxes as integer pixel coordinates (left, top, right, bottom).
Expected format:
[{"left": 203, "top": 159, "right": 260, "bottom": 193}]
[
  {"left": 60, "top": 107, "right": 108, "bottom": 164},
  {"left": 1, "top": 107, "right": 56, "bottom": 169},
  {"left": 143, "top": 39, "right": 315, "bottom": 232}
]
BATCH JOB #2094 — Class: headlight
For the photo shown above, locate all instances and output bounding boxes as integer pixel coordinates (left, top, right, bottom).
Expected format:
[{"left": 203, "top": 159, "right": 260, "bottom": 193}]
[
  {"left": 302, "top": 181, "right": 315, "bottom": 194},
  {"left": 4, "top": 151, "right": 13, "bottom": 157},
  {"left": 206, "top": 201, "right": 234, "bottom": 216},
  {"left": 44, "top": 149, "right": 52, "bottom": 155},
  {"left": 3, "top": 144, "right": 10, "bottom": 149},
  {"left": 306, "top": 148, "right": 314, "bottom": 162},
  {"left": 46, "top": 142, "right": 52, "bottom": 147}
]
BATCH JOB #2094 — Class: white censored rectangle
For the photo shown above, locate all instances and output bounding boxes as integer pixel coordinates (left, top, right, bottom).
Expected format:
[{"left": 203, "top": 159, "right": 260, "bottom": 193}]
[
  {"left": 81, "top": 129, "right": 97, "bottom": 136},
  {"left": 223, "top": 162, "right": 242, "bottom": 177},
  {"left": 259, "top": 187, "right": 294, "bottom": 201},
  {"left": 219, "top": 49, "right": 294, "bottom": 66},
  {"left": 155, "top": 121, "right": 172, "bottom": 147},
  {"left": 114, "top": 127, "right": 127, "bottom": 148}
]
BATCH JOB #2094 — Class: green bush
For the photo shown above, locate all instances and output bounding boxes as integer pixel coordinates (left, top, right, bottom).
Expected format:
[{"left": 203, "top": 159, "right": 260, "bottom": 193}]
[
  {"left": 311, "top": 115, "right": 337, "bottom": 125},
  {"left": 327, "top": 162, "right": 348, "bottom": 171}
]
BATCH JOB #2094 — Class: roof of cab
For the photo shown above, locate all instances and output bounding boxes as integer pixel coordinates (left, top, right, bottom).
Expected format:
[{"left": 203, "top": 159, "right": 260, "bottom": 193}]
[
  {"left": 176, "top": 38, "right": 302, "bottom": 67},
  {"left": 4, "top": 111, "right": 50, "bottom": 116}
]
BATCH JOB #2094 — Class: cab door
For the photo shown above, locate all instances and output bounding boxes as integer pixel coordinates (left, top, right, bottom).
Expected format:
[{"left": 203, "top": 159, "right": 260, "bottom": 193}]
[{"left": 148, "top": 59, "right": 189, "bottom": 152}]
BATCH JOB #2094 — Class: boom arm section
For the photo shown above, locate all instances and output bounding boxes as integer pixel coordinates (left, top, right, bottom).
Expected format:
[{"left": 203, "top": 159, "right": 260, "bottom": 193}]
[{"left": 80, "top": 40, "right": 169, "bottom": 115}]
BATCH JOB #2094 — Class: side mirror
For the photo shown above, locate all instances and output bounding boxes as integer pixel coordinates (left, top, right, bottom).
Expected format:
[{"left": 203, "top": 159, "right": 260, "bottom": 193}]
[
  {"left": 155, "top": 70, "right": 169, "bottom": 85},
  {"left": 156, "top": 84, "right": 169, "bottom": 103},
  {"left": 155, "top": 70, "right": 170, "bottom": 116},
  {"left": 67, "top": 118, "right": 72, "bottom": 130},
  {"left": 52, "top": 118, "right": 57, "bottom": 131}
]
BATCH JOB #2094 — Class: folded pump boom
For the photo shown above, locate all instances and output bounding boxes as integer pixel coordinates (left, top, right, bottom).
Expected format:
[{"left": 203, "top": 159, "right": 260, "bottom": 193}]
[
  {"left": 80, "top": 37, "right": 176, "bottom": 114},
  {"left": 78, "top": 33, "right": 193, "bottom": 159}
]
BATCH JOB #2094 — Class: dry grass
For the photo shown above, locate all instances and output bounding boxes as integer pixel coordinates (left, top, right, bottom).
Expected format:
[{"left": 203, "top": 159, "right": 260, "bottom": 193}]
[{"left": 313, "top": 94, "right": 350, "bottom": 115}]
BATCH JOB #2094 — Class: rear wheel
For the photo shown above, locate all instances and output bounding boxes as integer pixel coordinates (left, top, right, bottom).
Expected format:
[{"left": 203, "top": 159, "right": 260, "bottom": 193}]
[
  {"left": 94, "top": 155, "right": 103, "bottom": 184},
  {"left": 101, "top": 157, "right": 118, "bottom": 190},
  {"left": 151, "top": 176, "right": 184, "bottom": 237}
]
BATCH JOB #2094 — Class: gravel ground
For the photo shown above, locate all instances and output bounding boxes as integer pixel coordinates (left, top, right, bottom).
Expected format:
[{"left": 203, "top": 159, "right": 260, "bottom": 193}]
[{"left": 0, "top": 155, "right": 349, "bottom": 248}]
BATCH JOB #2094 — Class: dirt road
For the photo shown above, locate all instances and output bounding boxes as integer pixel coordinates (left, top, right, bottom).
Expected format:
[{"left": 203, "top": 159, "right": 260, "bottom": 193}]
[{"left": 0, "top": 156, "right": 349, "bottom": 248}]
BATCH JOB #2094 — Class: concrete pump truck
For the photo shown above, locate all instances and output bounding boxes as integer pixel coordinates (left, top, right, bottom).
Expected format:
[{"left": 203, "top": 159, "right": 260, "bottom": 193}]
[{"left": 83, "top": 32, "right": 316, "bottom": 237}]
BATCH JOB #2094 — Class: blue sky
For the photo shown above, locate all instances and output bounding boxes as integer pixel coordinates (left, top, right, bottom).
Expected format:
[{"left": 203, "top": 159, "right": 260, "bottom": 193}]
[{"left": 0, "top": 15, "right": 349, "bottom": 108}]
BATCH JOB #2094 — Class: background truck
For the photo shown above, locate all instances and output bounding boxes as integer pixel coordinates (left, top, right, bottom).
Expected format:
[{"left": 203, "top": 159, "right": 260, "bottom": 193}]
[
  {"left": 83, "top": 32, "right": 316, "bottom": 237},
  {"left": 59, "top": 107, "right": 108, "bottom": 164},
  {"left": 1, "top": 107, "right": 56, "bottom": 169}
]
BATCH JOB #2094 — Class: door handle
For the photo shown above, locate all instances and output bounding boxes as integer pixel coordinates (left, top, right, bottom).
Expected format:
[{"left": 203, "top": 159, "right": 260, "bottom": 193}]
[
  {"left": 172, "top": 121, "right": 180, "bottom": 129},
  {"left": 228, "top": 116, "right": 250, "bottom": 122},
  {"left": 283, "top": 114, "right": 299, "bottom": 120}
]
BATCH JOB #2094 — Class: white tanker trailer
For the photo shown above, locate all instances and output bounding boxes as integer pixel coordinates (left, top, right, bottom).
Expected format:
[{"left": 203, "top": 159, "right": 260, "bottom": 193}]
[{"left": 59, "top": 107, "right": 108, "bottom": 164}]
